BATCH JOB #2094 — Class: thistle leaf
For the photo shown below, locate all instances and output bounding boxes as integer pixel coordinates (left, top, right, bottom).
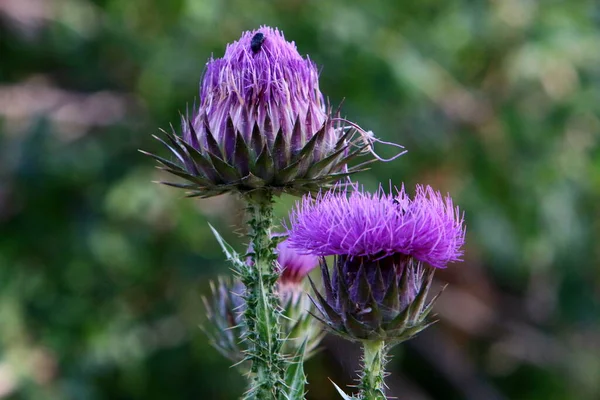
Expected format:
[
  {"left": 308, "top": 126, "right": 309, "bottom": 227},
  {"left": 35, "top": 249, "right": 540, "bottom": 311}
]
[
  {"left": 330, "top": 380, "right": 356, "bottom": 400},
  {"left": 282, "top": 339, "right": 307, "bottom": 400},
  {"left": 208, "top": 223, "right": 245, "bottom": 272},
  {"left": 275, "top": 158, "right": 303, "bottom": 184}
]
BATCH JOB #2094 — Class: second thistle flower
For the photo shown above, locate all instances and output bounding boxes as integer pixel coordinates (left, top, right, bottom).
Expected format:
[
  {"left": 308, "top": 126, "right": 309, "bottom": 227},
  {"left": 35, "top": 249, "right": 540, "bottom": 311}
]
[{"left": 287, "top": 185, "right": 466, "bottom": 343}]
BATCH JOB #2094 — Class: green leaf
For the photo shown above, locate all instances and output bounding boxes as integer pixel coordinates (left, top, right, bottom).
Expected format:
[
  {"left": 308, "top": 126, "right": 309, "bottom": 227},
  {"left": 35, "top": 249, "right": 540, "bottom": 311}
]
[
  {"left": 282, "top": 339, "right": 307, "bottom": 400},
  {"left": 208, "top": 223, "right": 245, "bottom": 272},
  {"left": 330, "top": 380, "right": 356, "bottom": 400}
]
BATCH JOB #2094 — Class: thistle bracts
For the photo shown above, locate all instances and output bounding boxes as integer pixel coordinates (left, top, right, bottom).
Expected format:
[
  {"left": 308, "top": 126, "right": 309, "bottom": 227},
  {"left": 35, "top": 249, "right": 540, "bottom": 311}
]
[
  {"left": 309, "top": 254, "right": 439, "bottom": 344},
  {"left": 279, "top": 281, "right": 325, "bottom": 360},
  {"left": 145, "top": 27, "right": 374, "bottom": 198},
  {"left": 202, "top": 277, "right": 246, "bottom": 365},
  {"left": 203, "top": 277, "right": 324, "bottom": 365}
]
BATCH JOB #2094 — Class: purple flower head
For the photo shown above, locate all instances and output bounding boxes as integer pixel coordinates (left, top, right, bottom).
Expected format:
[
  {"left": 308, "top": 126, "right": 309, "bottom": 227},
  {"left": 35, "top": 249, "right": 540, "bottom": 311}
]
[
  {"left": 287, "top": 184, "right": 465, "bottom": 268},
  {"left": 146, "top": 27, "right": 403, "bottom": 198},
  {"left": 286, "top": 184, "right": 466, "bottom": 342},
  {"left": 190, "top": 26, "right": 329, "bottom": 150},
  {"left": 276, "top": 239, "right": 318, "bottom": 287},
  {"left": 248, "top": 236, "right": 318, "bottom": 286}
]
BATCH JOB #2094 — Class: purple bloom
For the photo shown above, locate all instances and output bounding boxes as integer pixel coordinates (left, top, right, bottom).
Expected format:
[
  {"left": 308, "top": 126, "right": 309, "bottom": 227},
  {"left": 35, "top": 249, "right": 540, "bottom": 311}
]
[
  {"left": 188, "top": 27, "right": 330, "bottom": 153},
  {"left": 146, "top": 26, "right": 387, "bottom": 198},
  {"left": 287, "top": 184, "right": 465, "bottom": 268},
  {"left": 286, "top": 185, "right": 466, "bottom": 342},
  {"left": 276, "top": 239, "right": 318, "bottom": 287}
]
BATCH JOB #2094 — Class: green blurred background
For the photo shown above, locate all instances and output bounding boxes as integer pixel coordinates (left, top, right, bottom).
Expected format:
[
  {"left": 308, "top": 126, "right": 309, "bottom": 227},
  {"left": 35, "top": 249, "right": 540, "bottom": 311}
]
[{"left": 1, "top": 0, "right": 599, "bottom": 399}]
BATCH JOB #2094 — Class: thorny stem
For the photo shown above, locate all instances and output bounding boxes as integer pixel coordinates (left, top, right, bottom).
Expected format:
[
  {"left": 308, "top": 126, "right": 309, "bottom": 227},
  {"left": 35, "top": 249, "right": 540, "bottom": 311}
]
[
  {"left": 359, "top": 340, "right": 388, "bottom": 400},
  {"left": 242, "top": 190, "right": 286, "bottom": 399}
]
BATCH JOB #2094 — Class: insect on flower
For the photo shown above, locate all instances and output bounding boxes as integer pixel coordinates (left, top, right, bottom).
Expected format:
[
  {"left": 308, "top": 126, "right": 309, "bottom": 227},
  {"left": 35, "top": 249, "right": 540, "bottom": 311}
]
[{"left": 250, "top": 32, "right": 265, "bottom": 53}]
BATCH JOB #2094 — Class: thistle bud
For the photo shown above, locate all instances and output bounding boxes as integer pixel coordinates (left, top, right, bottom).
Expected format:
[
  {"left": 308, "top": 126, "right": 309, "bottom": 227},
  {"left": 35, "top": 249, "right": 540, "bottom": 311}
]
[
  {"left": 145, "top": 26, "right": 391, "bottom": 198},
  {"left": 274, "top": 240, "right": 324, "bottom": 358},
  {"left": 202, "top": 278, "right": 245, "bottom": 364},
  {"left": 203, "top": 239, "right": 323, "bottom": 364},
  {"left": 286, "top": 185, "right": 466, "bottom": 343}
]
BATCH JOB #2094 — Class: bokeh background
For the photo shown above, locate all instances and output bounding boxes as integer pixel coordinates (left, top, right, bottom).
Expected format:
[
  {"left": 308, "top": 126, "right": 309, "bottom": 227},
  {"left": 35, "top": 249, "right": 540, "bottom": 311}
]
[{"left": 1, "top": 0, "right": 599, "bottom": 399}]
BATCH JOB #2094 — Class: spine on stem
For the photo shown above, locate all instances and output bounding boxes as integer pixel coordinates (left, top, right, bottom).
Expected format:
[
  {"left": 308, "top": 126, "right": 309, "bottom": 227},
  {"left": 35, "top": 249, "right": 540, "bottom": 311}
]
[
  {"left": 242, "top": 190, "right": 286, "bottom": 399},
  {"left": 359, "top": 340, "right": 388, "bottom": 400}
]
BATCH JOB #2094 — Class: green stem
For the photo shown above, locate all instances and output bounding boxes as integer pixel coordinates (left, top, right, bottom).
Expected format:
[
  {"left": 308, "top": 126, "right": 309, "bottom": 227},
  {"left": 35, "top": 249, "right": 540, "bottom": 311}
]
[
  {"left": 242, "top": 190, "right": 286, "bottom": 399},
  {"left": 359, "top": 340, "right": 388, "bottom": 400}
]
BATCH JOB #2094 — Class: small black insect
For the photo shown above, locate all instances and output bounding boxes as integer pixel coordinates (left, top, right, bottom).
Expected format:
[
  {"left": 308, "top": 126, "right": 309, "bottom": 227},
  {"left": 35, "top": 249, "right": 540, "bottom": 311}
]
[{"left": 251, "top": 32, "right": 265, "bottom": 54}]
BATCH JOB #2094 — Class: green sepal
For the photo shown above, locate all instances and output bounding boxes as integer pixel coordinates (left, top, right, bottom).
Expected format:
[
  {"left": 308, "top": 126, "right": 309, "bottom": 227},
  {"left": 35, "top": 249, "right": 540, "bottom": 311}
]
[
  {"left": 139, "top": 149, "right": 186, "bottom": 173},
  {"left": 233, "top": 132, "right": 251, "bottom": 176},
  {"left": 305, "top": 145, "right": 348, "bottom": 178},
  {"left": 156, "top": 167, "right": 212, "bottom": 188},
  {"left": 254, "top": 144, "right": 275, "bottom": 181},
  {"left": 203, "top": 122, "right": 223, "bottom": 158},
  {"left": 175, "top": 137, "right": 220, "bottom": 181},
  {"left": 152, "top": 132, "right": 186, "bottom": 165},
  {"left": 249, "top": 122, "right": 264, "bottom": 158},
  {"left": 272, "top": 128, "right": 290, "bottom": 171},
  {"left": 291, "top": 123, "right": 326, "bottom": 164},
  {"left": 208, "top": 152, "right": 241, "bottom": 182}
]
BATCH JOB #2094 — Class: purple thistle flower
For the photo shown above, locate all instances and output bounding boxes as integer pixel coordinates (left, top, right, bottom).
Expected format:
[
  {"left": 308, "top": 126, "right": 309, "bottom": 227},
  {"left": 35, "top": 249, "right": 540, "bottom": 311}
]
[
  {"left": 276, "top": 239, "right": 318, "bottom": 287},
  {"left": 145, "top": 26, "right": 394, "bottom": 198},
  {"left": 190, "top": 27, "right": 330, "bottom": 151},
  {"left": 246, "top": 236, "right": 318, "bottom": 284},
  {"left": 287, "top": 184, "right": 465, "bottom": 268},
  {"left": 286, "top": 185, "right": 466, "bottom": 342}
]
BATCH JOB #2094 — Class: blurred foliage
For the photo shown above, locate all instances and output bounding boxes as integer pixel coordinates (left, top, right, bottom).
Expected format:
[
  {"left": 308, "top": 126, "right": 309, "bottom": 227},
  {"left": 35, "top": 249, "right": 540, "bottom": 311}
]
[{"left": 1, "top": 0, "right": 599, "bottom": 399}]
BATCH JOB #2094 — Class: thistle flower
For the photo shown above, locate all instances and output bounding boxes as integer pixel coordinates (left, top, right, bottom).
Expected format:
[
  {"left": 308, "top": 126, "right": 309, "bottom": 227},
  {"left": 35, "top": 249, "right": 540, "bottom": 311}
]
[
  {"left": 286, "top": 185, "right": 466, "bottom": 343},
  {"left": 145, "top": 26, "right": 390, "bottom": 198},
  {"left": 203, "top": 239, "right": 323, "bottom": 364}
]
